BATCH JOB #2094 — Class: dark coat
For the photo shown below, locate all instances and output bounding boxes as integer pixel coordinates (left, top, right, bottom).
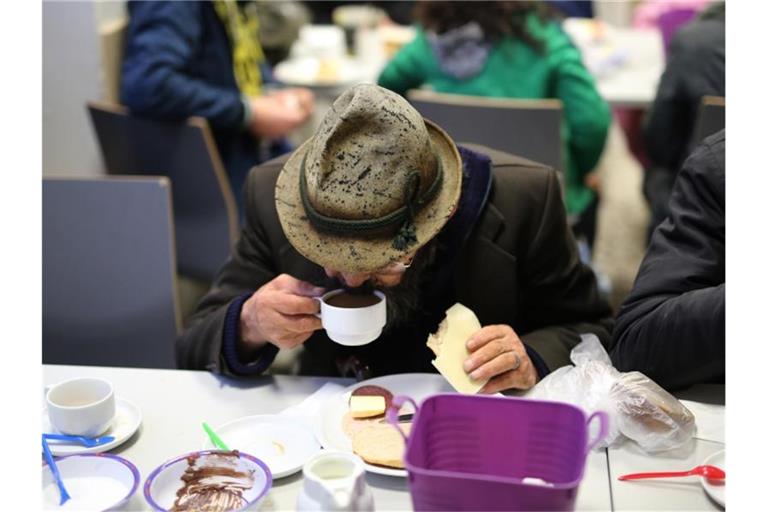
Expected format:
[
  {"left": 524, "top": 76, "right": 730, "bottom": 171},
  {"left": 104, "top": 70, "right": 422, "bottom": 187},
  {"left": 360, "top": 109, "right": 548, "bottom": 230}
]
[
  {"left": 177, "top": 144, "right": 613, "bottom": 378},
  {"left": 612, "top": 131, "right": 725, "bottom": 390},
  {"left": 120, "top": 0, "right": 263, "bottom": 210},
  {"left": 642, "top": 4, "right": 725, "bottom": 233},
  {"left": 644, "top": 4, "right": 725, "bottom": 173}
]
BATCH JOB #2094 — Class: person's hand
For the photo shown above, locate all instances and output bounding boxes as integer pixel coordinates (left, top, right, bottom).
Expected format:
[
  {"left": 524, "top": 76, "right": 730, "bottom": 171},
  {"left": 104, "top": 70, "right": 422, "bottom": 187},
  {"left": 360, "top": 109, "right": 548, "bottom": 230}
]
[
  {"left": 274, "top": 87, "right": 315, "bottom": 116},
  {"left": 463, "top": 325, "right": 538, "bottom": 393},
  {"left": 248, "top": 89, "right": 313, "bottom": 139},
  {"left": 585, "top": 171, "right": 601, "bottom": 194},
  {"left": 239, "top": 274, "right": 325, "bottom": 350}
]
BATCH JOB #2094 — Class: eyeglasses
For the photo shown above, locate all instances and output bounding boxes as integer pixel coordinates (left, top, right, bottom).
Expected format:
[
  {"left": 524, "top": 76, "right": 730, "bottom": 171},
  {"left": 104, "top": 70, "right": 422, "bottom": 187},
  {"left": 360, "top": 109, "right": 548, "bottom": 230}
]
[
  {"left": 326, "top": 253, "right": 417, "bottom": 280},
  {"left": 374, "top": 255, "right": 415, "bottom": 275}
]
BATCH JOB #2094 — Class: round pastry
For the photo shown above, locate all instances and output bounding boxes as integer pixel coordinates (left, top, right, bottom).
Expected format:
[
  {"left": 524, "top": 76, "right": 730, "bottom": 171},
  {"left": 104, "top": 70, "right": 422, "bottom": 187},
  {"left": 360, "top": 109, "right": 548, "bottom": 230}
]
[
  {"left": 342, "top": 411, "right": 380, "bottom": 439},
  {"left": 351, "top": 422, "right": 412, "bottom": 469}
]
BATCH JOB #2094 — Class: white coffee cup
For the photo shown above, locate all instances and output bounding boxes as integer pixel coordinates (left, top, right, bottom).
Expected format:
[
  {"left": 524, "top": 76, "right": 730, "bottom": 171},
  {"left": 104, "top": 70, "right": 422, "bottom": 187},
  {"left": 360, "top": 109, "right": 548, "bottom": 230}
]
[
  {"left": 316, "top": 289, "right": 386, "bottom": 346},
  {"left": 297, "top": 451, "right": 374, "bottom": 511},
  {"left": 46, "top": 377, "right": 116, "bottom": 437}
]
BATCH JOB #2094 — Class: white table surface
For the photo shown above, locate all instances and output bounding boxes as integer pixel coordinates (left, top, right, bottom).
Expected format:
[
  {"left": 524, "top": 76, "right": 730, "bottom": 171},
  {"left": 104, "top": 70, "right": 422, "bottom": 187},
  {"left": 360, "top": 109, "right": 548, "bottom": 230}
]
[
  {"left": 42, "top": 365, "right": 723, "bottom": 511},
  {"left": 609, "top": 438, "right": 724, "bottom": 511},
  {"left": 594, "top": 28, "right": 664, "bottom": 108},
  {"left": 609, "top": 384, "right": 725, "bottom": 511},
  {"left": 43, "top": 365, "right": 610, "bottom": 511},
  {"left": 564, "top": 22, "right": 665, "bottom": 108}
]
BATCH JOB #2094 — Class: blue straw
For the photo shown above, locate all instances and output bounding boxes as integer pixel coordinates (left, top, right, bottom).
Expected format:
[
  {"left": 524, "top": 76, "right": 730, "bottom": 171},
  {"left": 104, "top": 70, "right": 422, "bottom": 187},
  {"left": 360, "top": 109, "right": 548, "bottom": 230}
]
[{"left": 42, "top": 436, "right": 71, "bottom": 505}]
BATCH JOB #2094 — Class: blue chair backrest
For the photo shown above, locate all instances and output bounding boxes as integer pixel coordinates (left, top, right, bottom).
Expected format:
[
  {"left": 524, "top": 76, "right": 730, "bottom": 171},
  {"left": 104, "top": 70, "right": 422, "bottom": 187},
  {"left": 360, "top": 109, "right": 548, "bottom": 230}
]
[
  {"left": 87, "top": 102, "right": 238, "bottom": 281},
  {"left": 43, "top": 177, "right": 180, "bottom": 368},
  {"left": 407, "top": 90, "right": 564, "bottom": 173}
]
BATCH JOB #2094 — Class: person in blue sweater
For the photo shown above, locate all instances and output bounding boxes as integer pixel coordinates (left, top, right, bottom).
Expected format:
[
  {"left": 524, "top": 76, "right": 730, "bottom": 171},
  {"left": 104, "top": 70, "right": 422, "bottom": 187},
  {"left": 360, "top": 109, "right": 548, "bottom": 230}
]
[{"left": 121, "top": 0, "right": 314, "bottom": 212}]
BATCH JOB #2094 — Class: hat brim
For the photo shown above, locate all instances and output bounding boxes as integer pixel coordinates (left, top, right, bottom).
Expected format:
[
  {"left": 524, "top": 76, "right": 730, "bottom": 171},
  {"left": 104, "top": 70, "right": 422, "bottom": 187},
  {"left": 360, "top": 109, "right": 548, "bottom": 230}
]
[{"left": 275, "top": 119, "right": 462, "bottom": 273}]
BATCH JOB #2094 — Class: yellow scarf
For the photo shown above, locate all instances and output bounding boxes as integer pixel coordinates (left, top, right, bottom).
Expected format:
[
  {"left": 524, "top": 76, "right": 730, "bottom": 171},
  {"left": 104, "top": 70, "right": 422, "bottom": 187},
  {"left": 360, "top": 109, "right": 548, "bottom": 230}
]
[{"left": 214, "top": 0, "right": 264, "bottom": 96}]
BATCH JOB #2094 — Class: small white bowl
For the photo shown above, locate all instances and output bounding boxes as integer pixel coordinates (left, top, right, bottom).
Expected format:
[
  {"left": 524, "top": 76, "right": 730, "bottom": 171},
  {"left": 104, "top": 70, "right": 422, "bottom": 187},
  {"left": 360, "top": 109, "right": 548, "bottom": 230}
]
[
  {"left": 144, "top": 450, "right": 272, "bottom": 511},
  {"left": 42, "top": 453, "right": 140, "bottom": 511}
]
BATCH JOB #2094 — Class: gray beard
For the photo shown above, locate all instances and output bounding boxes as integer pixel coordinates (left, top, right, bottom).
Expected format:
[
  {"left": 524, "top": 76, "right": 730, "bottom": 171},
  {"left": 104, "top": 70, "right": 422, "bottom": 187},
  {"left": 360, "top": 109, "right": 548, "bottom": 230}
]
[
  {"left": 378, "top": 263, "right": 426, "bottom": 331},
  {"left": 334, "top": 242, "right": 435, "bottom": 332}
]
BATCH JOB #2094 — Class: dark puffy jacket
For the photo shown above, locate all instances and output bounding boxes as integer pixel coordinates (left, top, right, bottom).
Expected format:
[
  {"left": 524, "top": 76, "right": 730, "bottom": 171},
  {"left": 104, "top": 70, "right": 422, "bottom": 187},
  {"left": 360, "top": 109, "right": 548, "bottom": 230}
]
[
  {"left": 612, "top": 130, "right": 725, "bottom": 390},
  {"left": 120, "top": 0, "right": 262, "bottom": 209},
  {"left": 644, "top": 4, "right": 725, "bottom": 173}
]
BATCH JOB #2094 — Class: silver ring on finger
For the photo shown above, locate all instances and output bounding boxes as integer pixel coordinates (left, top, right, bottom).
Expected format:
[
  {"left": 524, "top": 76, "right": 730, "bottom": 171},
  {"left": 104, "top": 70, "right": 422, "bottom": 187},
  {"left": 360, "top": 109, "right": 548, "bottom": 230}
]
[{"left": 509, "top": 350, "right": 521, "bottom": 371}]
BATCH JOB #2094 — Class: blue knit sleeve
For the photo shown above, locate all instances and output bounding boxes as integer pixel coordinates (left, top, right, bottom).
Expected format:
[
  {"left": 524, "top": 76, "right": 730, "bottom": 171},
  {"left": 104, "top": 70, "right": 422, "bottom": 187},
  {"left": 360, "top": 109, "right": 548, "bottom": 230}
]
[
  {"left": 221, "top": 294, "right": 279, "bottom": 375},
  {"left": 523, "top": 343, "right": 550, "bottom": 381}
]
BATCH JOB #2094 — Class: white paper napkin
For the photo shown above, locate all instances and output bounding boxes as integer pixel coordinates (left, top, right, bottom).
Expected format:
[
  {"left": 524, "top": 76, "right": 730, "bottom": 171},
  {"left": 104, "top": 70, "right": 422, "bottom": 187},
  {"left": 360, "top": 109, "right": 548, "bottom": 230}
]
[
  {"left": 680, "top": 400, "right": 725, "bottom": 444},
  {"left": 279, "top": 382, "right": 345, "bottom": 432}
]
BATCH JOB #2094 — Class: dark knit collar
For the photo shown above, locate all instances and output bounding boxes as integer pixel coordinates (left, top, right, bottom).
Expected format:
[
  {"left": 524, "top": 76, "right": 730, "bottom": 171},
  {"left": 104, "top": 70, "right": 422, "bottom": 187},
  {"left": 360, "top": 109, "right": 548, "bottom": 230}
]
[{"left": 436, "top": 145, "right": 493, "bottom": 253}]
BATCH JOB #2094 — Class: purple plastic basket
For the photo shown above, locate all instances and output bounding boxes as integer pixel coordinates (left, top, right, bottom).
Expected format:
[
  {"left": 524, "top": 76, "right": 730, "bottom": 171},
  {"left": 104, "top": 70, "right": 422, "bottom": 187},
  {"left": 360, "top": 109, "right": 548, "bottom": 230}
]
[{"left": 387, "top": 394, "right": 608, "bottom": 511}]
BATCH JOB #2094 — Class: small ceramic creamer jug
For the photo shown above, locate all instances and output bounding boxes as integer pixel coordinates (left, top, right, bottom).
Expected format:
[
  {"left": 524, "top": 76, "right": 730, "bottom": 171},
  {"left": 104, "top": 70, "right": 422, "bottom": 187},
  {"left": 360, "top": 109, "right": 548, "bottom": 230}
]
[{"left": 297, "top": 451, "right": 374, "bottom": 511}]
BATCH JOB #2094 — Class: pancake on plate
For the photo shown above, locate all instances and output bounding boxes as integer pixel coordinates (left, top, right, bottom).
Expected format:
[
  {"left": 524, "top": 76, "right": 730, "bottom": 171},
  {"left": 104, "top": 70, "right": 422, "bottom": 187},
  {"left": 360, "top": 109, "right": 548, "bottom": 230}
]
[
  {"left": 341, "top": 385, "right": 410, "bottom": 468},
  {"left": 351, "top": 422, "right": 412, "bottom": 469}
]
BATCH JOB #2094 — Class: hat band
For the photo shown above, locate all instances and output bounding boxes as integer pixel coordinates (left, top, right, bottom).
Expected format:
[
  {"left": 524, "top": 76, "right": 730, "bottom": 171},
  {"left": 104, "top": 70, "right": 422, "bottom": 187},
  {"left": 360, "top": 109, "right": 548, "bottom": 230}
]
[{"left": 298, "top": 149, "right": 443, "bottom": 251}]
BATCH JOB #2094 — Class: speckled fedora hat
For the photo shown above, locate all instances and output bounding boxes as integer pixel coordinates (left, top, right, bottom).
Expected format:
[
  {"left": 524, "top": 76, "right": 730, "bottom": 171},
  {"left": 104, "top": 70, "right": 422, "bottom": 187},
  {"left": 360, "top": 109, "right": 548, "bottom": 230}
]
[{"left": 275, "top": 84, "right": 462, "bottom": 273}]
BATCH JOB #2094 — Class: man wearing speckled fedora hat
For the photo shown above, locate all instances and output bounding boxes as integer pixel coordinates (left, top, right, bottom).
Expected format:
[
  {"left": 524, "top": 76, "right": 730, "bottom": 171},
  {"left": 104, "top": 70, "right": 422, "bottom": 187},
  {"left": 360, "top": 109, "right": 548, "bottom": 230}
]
[{"left": 178, "top": 84, "right": 612, "bottom": 393}]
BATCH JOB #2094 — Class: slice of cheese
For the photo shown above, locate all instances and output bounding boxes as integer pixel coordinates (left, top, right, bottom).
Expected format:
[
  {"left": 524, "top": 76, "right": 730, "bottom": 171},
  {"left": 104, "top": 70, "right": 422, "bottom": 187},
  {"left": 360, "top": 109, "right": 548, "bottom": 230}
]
[
  {"left": 428, "top": 303, "right": 488, "bottom": 394},
  {"left": 349, "top": 395, "right": 386, "bottom": 418}
]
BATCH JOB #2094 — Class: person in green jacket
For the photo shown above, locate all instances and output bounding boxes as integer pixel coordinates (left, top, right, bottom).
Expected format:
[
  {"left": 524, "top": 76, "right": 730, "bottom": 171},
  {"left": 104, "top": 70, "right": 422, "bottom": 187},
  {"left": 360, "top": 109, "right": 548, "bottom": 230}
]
[{"left": 378, "top": 1, "right": 610, "bottom": 248}]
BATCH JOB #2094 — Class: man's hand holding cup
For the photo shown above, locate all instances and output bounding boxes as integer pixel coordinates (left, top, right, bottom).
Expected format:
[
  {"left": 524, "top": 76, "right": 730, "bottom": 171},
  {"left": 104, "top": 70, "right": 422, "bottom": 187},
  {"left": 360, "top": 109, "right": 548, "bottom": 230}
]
[{"left": 239, "top": 274, "right": 325, "bottom": 351}]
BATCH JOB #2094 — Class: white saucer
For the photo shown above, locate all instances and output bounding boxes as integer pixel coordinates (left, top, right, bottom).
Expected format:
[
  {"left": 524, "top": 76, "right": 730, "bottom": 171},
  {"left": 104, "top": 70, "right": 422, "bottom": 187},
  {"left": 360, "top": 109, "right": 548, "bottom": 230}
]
[
  {"left": 42, "top": 397, "right": 142, "bottom": 456},
  {"left": 201, "top": 415, "right": 322, "bottom": 479},
  {"left": 701, "top": 449, "right": 725, "bottom": 507}
]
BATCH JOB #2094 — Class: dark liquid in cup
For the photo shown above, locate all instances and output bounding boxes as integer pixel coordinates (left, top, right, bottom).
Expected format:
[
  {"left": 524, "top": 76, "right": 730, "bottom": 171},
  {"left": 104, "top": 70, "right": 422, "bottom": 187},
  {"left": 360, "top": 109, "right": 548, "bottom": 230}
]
[{"left": 325, "top": 292, "right": 381, "bottom": 309}]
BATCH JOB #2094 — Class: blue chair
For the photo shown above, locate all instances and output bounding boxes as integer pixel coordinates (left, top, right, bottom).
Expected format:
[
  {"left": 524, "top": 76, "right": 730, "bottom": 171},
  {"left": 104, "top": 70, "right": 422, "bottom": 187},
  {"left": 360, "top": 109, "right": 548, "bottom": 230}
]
[
  {"left": 43, "top": 177, "right": 181, "bottom": 368},
  {"left": 87, "top": 102, "right": 239, "bottom": 282},
  {"left": 407, "top": 89, "right": 565, "bottom": 173}
]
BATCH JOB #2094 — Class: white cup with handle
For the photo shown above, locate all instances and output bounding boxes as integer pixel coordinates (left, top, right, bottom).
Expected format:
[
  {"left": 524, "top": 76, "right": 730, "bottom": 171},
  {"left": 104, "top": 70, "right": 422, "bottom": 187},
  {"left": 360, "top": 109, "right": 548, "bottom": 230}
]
[
  {"left": 46, "top": 377, "right": 116, "bottom": 437},
  {"left": 315, "top": 289, "right": 386, "bottom": 346}
]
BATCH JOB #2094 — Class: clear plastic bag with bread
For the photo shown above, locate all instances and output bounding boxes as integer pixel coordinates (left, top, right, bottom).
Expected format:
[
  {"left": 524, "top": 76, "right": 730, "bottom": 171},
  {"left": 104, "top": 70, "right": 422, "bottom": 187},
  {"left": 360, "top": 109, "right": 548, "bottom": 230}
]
[{"left": 527, "top": 334, "right": 696, "bottom": 453}]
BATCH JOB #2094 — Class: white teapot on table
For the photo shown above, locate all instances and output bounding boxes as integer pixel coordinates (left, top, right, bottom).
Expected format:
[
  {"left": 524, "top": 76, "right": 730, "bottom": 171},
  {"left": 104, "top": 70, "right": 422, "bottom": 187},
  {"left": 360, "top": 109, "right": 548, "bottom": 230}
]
[{"left": 297, "top": 451, "right": 374, "bottom": 511}]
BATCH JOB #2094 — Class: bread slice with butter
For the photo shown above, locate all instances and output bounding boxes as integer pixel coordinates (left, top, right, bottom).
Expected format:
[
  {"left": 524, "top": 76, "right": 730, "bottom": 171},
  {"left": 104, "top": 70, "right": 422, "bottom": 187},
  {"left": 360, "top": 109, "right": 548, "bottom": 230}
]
[
  {"left": 349, "top": 395, "right": 387, "bottom": 419},
  {"left": 427, "top": 303, "right": 488, "bottom": 394}
]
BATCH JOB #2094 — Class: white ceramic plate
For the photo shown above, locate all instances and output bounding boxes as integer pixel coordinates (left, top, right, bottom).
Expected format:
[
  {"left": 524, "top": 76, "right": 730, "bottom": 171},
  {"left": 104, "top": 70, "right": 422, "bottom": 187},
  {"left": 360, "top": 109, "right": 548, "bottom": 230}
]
[
  {"left": 43, "top": 397, "right": 142, "bottom": 456},
  {"left": 274, "top": 56, "right": 365, "bottom": 88},
  {"left": 701, "top": 449, "right": 725, "bottom": 507},
  {"left": 42, "top": 453, "right": 140, "bottom": 511},
  {"left": 317, "top": 373, "right": 454, "bottom": 477},
  {"left": 201, "top": 415, "right": 322, "bottom": 479}
]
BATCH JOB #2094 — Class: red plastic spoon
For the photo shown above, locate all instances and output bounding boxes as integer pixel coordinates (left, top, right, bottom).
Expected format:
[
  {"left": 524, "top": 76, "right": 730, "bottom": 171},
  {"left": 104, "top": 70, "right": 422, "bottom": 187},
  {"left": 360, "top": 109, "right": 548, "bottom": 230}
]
[{"left": 618, "top": 465, "right": 725, "bottom": 482}]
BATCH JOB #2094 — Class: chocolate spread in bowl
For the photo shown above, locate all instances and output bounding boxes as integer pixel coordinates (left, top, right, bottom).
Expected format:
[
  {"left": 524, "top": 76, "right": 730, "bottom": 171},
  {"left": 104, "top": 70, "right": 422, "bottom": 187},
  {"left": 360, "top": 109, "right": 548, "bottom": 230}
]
[{"left": 171, "top": 451, "right": 256, "bottom": 512}]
